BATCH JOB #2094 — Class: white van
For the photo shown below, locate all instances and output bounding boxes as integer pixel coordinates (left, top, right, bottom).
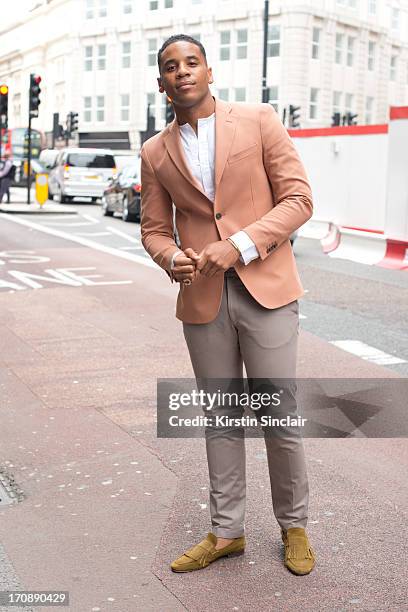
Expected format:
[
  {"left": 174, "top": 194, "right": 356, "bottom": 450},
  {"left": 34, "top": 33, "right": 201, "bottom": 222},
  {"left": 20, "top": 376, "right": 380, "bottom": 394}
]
[{"left": 48, "top": 147, "right": 117, "bottom": 203}]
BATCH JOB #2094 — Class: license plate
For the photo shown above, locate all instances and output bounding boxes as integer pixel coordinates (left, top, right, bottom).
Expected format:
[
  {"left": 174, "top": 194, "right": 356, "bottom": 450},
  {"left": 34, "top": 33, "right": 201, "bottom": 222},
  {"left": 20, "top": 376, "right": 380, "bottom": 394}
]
[{"left": 85, "top": 175, "right": 101, "bottom": 180}]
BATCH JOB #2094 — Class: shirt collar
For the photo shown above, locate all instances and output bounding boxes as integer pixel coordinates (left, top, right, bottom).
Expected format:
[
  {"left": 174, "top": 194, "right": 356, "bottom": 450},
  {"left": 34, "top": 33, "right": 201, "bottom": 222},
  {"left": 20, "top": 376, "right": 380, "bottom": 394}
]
[{"left": 179, "top": 113, "right": 215, "bottom": 132}]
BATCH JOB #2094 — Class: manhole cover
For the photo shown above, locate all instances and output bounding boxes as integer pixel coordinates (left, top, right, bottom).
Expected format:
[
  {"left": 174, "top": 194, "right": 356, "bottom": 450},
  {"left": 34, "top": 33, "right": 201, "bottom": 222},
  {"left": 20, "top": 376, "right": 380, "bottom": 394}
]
[
  {"left": 0, "top": 480, "right": 14, "bottom": 506},
  {"left": 0, "top": 470, "right": 24, "bottom": 506}
]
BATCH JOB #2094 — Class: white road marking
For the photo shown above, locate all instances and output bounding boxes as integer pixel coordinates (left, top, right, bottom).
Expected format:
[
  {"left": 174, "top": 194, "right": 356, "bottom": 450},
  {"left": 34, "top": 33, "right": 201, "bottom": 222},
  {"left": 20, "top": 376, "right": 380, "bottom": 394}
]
[
  {"left": 119, "top": 246, "right": 143, "bottom": 251},
  {"left": 330, "top": 340, "right": 406, "bottom": 365},
  {"left": 106, "top": 225, "right": 140, "bottom": 244},
  {"left": 0, "top": 214, "right": 157, "bottom": 269},
  {"left": 40, "top": 212, "right": 101, "bottom": 227},
  {"left": 299, "top": 313, "right": 307, "bottom": 319},
  {"left": 75, "top": 231, "right": 112, "bottom": 237}
]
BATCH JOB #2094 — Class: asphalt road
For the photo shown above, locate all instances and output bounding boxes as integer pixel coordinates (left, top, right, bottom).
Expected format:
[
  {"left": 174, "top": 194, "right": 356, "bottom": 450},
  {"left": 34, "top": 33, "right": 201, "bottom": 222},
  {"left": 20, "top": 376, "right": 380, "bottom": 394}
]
[{"left": 0, "top": 192, "right": 407, "bottom": 611}]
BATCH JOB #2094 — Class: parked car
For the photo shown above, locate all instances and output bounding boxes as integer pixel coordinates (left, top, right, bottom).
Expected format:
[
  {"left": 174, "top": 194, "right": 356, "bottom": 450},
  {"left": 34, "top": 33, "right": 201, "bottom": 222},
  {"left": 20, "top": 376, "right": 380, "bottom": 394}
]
[
  {"left": 39, "top": 149, "right": 59, "bottom": 172},
  {"left": 101, "top": 161, "right": 141, "bottom": 222},
  {"left": 48, "top": 147, "right": 117, "bottom": 203}
]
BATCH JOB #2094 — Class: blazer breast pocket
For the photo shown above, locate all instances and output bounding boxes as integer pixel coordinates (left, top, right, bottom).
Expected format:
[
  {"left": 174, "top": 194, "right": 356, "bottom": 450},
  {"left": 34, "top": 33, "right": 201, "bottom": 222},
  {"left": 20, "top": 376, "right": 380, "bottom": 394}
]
[{"left": 227, "top": 142, "right": 258, "bottom": 165}]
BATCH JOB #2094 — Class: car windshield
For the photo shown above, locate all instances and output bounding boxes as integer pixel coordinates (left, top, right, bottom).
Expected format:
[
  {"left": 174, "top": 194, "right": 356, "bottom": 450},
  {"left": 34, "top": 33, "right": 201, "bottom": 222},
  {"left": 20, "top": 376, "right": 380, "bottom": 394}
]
[{"left": 66, "top": 153, "right": 115, "bottom": 168}]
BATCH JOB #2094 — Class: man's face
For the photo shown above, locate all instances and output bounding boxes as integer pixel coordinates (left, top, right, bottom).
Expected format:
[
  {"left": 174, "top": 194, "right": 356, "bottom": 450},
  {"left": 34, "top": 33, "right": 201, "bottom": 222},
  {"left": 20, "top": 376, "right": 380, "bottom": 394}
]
[{"left": 158, "top": 41, "right": 213, "bottom": 108}]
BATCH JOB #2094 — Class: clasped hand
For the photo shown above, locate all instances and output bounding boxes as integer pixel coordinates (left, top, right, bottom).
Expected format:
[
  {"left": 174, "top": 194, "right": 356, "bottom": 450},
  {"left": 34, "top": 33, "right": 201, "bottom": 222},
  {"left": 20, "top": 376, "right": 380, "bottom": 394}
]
[{"left": 171, "top": 240, "right": 241, "bottom": 284}]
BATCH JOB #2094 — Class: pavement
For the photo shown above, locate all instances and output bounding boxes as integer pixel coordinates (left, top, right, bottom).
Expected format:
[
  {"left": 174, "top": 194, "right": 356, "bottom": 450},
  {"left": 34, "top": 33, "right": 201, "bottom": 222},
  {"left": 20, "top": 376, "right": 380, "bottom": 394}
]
[
  {"left": 0, "top": 190, "right": 77, "bottom": 214},
  {"left": 0, "top": 206, "right": 407, "bottom": 612}
]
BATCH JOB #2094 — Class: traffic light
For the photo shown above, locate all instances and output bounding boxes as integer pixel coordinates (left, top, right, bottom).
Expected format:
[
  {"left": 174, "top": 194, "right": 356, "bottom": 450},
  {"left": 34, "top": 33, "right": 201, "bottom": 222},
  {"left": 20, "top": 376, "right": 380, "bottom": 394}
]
[
  {"left": 346, "top": 111, "right": 358, "bottom": 126},
  {"left": 29, "top": 74, "right": 41, "bottom": 117},
  {"left": 289, "top": 104, "right": 301, "bottom": 128},
  {"left": 0, "top": 84, "right": 8, "bottom": 128},
  {"left": 70, "top": 111, "right": 79, "bottom": 133},
  {"left": 331, "top": 112, "right": 341, "bottom": 127},
  {"left": 165, "top": 96, "right": 175, "bottom": 125}
]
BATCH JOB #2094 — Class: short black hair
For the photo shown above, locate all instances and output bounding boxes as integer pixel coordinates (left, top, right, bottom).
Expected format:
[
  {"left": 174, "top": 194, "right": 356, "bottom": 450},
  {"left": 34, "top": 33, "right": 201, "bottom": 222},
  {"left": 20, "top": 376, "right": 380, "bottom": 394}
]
[{"left": 157, "top": 34, "right": 207, "bottom": 72}]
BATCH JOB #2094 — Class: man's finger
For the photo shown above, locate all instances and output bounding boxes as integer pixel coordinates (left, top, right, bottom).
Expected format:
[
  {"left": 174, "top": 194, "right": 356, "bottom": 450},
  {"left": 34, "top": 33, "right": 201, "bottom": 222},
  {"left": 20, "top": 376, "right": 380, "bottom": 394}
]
[
  {"left": 174, "top": 254, "right": 195, "bottom": 267},
  {"left": 184, "top": 247, "right": 200, "bottom": 261},
  {"left": 173, "top": 264, "right": 195, "bottom": 274}
]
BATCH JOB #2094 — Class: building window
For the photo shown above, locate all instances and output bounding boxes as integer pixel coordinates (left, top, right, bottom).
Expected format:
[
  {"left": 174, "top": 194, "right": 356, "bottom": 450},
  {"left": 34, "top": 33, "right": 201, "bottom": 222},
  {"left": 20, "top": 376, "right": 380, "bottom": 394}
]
[
  {"left": 345, "top": 93, "right": 354, "bottom": 113},
  {"left": 84, "top": 46, "right": 93, "bottom": 71},
  {"left": 391, "top": 8, "right": 399, "bottom": 31},
  {"left": 147, "top": 93, "right": 156, "bottom": 118},
  {"left": 267, "top": 85, "right": 279, "bottom": 112},
  {"left": 97, "top": 45, "right": 106, "bottom": 70},
  {"left": 120, "top": 94, "right": 130, "bottom": 121},
  {"left": 122, "top": 0, "right": 133, "bottom": 13},
  {"left": 220, "top": 31, "right": 231, "bottom": 61},
  {"left": 122, "top": 41, "right": 131, "bottom": 68},
  {"left": 390, "top": 55, "right": 397, "bottom": 81},
  {"left": 309, "top": 88, "right": 319, "bottom": 119},
  {"left": 149, "top": 0, "right": 159, "bottom": 9},
  {"left": 13, "top": 93, "right": 21, "bottom": 122},
  {"left": 85, "top": 0, "right": 94, "bottom": 19},
  {"left": 96, "top": 96, "right": 105, "bottom": 121},
  {"left": 147, "top": 38, "right": 157, "bottom": 66},
  {"left": 368, "top": 0, "right": 376, "bottom": 14},
  {"left": 218, "top": 88, "right": 229, "bottom": 101},
  {"left": 337, "top": 0, "right": 357, "bottom": 6},
  {"left": 267, "top": 24, "right": 280, "bottom": 57},
  {"left": 189, "top": 33, "right": 201, "bottom": 41},
  {"left": 365, "top": 96, "right": 374, "bottom": 124},
  {"left": 234, "top": 88, "right": 246, "bottom": 102},
  {"left": 333, "top": 90, "right": 342, "bottom": 113},
  {"left": 312, "top": 27, "right": 321, "bottom": 60},
  {"left": 164, "top": 0, "right": 173, "bottom": 7},
  {"left": 192, "top": 0, "right": 203, "bottom": 4},
  {"left": 236, "top": 29, "right": 248, "bottom": 59},
  {"left": 99, "top": 0, "right": 107, "bottom": 17},
  {"left": 368, "top": 41, "right": 375, "bottom": 71},
  {"left": 84, "top": 97, "right": 92, "bottom": 122},
  {"left": 335, "top": 33, "right": 343, "bottom": 64},
  {"left": 347, "top": 36, "right": 355, "bottom": 67}
]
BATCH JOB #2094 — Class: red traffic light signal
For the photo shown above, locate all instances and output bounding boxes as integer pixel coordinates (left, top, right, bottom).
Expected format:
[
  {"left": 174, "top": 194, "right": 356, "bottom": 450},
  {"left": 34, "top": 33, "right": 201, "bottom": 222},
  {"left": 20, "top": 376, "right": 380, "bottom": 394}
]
[{"left": 29, "top": 73, "right": 42, "bottom": 116}]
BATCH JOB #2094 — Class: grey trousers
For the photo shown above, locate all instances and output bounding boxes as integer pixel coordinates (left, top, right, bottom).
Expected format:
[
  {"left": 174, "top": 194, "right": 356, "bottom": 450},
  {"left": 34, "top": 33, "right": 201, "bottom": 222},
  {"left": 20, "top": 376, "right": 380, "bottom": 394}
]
[{"left": 182, "top": 267, "right": 309, "bottom": 538}]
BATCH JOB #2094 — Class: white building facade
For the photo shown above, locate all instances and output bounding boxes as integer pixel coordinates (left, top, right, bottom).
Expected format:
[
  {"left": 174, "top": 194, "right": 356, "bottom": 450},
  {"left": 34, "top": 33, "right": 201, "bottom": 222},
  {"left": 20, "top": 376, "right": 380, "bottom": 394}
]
[{"left": 0, "top": 0, "right": 407, "bottom": 151}]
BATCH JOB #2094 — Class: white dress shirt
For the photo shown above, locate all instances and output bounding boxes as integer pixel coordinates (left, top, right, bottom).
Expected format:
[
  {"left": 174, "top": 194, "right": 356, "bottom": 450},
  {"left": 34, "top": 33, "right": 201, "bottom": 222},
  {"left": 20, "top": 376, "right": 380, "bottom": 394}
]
[{"left": 171, "top": 113, "right": 259, "bottom": 269}]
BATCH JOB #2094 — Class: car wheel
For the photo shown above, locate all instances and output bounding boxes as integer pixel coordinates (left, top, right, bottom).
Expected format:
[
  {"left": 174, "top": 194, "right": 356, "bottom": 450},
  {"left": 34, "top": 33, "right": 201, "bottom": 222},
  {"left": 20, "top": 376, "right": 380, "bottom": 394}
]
[
  {"left": 122, "top": 196, "right": 135, "bottom": 222},
  {"left": 102, "top": 196, "right": 113, "bottom": 216}
]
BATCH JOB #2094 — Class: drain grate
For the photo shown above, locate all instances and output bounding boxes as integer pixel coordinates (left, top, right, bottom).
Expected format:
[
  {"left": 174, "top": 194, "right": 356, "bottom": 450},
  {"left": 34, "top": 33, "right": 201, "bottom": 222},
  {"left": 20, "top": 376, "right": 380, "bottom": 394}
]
[{"left": 0, "top": 470, "right": 24, "bottom": 506}]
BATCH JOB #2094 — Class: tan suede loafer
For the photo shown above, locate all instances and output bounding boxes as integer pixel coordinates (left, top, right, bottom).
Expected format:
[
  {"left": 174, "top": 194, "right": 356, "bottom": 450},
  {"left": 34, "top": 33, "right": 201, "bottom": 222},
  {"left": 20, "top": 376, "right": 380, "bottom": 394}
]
[
  {"left": 281, "top": 527, "right": 316, "bottom": 575},
  {"left": 171, "top": 532, "right": 245, "bottom": 573}
]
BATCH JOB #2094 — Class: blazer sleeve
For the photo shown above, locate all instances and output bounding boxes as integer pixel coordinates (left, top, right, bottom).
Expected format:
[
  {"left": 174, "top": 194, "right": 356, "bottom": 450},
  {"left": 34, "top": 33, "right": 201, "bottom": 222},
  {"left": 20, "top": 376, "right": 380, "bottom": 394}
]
[
  {"left": 140, "top": 143, "right": 181, "bottom": 276},
  {"left": 241, "top": 103, "right": 313, "bottom": 260}
]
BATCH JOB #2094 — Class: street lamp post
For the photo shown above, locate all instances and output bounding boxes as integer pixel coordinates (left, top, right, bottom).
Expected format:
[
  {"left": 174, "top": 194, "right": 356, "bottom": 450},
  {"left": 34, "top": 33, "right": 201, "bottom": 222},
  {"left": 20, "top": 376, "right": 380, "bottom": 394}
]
[{"left": 261, "top": 0, "right": 269, "bottom": 103}]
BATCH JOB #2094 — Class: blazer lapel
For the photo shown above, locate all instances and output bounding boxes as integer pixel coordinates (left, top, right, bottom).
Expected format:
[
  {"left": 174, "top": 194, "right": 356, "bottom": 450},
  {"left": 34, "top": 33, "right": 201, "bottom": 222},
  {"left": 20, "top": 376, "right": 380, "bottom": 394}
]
[
  {"left": 214, "top": 98, "right": 237, "bottom": 189},
  {"left": 164, "top": 119, "right": 206, "bottom": 196}
]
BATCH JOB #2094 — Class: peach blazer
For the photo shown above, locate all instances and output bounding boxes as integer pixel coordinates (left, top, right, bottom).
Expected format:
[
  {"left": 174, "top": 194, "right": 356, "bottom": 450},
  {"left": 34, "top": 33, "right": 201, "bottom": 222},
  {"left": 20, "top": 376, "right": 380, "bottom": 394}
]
[{"left": 140, "top": 97, "right": 313, "bottom": 324}]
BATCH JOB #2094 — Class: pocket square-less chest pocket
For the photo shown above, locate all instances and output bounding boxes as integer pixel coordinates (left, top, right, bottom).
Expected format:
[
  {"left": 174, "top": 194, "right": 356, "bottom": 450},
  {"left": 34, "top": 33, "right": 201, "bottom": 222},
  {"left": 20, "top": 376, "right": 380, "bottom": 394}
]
[{"left": 227, "top": 142, "right": 258, "bottom": 164}]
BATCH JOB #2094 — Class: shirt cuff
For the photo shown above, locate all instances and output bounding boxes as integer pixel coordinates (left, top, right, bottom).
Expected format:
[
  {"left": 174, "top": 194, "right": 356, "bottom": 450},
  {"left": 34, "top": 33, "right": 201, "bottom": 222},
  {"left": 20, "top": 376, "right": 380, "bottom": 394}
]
[
  {"left": 229, "top": 231, "right": 260, "bottom": 265},
  {"left": 170, "top": 250, "right": 184, "bottom": 270}
]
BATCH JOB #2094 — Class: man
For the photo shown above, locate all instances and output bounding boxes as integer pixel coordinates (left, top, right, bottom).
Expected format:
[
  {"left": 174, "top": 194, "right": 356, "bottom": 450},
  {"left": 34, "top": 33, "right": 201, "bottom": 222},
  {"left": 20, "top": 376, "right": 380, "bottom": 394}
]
[
  {"left": 0, "top": 152, "right": 14, "bottom": 203},
  {"left": 140, "top": 34, "right": 315, "bottom": 576}
]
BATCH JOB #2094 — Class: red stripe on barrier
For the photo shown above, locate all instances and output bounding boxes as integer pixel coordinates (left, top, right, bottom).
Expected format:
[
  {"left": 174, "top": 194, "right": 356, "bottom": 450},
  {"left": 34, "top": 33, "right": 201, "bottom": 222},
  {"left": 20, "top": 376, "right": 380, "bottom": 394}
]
[
  {"left": 342, "top": 226, "right": 384, "bottom": 234},
  {"left": 377, "top": 239, "right": 408, "bottom": 270},
  {"left": 288, "top": 124, "right": 388, "bottom": 138},
  {"left": 389, "top": 106, "right": 408, "bottom": 120}
]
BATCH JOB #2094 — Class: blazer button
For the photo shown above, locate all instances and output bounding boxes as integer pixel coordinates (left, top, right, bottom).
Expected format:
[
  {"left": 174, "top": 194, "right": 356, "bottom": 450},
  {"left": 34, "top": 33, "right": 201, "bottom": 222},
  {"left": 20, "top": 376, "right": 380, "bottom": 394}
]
[{"left": 215, "top": 212, "right": 222, "bottom": 220}]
